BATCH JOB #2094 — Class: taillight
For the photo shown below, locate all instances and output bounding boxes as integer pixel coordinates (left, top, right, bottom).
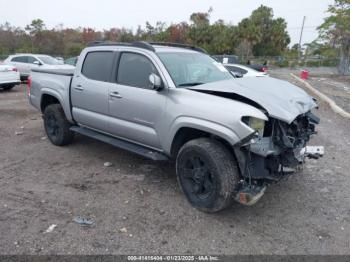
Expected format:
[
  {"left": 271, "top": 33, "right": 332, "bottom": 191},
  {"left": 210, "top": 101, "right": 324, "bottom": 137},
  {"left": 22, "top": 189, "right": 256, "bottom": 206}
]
[
  {"left": 262, "top": 67, "right": 268, "bottom": 72},
  {"left": 12, "top": 67, "right": 18, "bottom": 72},
  {"left": 27, "top": 76, "right": 32, "bottom": 95}
]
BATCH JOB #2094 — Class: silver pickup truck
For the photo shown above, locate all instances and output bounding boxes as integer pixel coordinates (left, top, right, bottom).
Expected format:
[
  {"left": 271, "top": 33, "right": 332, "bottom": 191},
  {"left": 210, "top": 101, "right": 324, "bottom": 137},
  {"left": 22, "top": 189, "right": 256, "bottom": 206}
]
[{"left": 28, "top": 42, "right": 321, "bottom": 212}]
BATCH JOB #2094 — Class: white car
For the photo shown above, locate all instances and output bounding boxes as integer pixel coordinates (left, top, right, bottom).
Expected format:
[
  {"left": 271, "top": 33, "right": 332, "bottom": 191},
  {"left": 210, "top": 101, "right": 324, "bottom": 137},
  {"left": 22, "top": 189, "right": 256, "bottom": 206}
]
[
  {"left": 0, "top": 64, "right": 20, "bottom": 90},
  {"left": 4, "top": 54, "right": 74, "bottom": 80},
  {"left": 224, "top": 63, "right": 268, "bottom": 78}
]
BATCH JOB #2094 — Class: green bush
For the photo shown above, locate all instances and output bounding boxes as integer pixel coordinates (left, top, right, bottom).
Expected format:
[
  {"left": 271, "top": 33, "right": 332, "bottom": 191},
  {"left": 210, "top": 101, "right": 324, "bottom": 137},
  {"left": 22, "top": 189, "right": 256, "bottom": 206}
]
[
  {"left": 305, "top": 60, "right": 321, "bottom": 67},
  {"left": 276, "top": 60, "right": 289, "bottom": 67},
  {"left": 322, "top": 59, "right": 338, "bottom": 67}
]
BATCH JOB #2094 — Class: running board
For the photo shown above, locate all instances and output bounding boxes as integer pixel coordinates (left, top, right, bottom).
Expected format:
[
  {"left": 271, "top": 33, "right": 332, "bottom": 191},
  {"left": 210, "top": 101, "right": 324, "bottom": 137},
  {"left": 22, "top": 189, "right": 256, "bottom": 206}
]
[{"left": 70, "top": 126, "right": 169, "bottom": 161}]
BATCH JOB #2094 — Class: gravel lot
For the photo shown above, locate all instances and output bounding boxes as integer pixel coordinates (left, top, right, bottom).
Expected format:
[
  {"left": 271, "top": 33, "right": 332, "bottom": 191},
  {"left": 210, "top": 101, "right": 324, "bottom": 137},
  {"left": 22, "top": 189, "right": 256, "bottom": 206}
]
[
  {"left": 0, "top": 73, "right": 350, "bottom": 255},
  {"left": 307, "top": 76, "right": 350, "bottom": 113}
]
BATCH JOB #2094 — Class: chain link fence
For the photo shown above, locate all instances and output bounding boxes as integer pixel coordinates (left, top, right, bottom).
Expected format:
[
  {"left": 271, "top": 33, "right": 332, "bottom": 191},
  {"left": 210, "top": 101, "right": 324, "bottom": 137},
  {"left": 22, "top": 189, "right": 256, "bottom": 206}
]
[{"left": 239, "top": 56, "right": 339, "bottom": 68}]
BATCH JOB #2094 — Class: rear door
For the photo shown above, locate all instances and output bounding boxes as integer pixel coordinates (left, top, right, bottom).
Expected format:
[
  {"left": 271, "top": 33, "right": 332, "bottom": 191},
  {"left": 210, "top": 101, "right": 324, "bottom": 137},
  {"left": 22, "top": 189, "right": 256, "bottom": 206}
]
[
  {"left": 71, "top": 51, "right": 116, "bottom": 132},
  {"left": 10, "top": 56, "right": 30, "bottom": 76},
  {"left": 107, "top": 52, "right": 166, "bottom": 149}
]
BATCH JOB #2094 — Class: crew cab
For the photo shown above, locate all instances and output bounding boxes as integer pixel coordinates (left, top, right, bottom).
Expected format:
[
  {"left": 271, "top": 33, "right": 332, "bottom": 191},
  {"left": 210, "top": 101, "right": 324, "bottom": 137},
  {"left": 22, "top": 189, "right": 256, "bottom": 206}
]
[{"left": 28, "top": 42, "right": 321, "bottom": 212}]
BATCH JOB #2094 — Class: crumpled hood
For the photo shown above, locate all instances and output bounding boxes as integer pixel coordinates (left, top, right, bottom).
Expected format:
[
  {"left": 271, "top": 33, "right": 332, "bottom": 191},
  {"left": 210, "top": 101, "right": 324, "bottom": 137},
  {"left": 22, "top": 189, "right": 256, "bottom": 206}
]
[{"left": 188, "top": 77, "right": 317, "bottom": 124}]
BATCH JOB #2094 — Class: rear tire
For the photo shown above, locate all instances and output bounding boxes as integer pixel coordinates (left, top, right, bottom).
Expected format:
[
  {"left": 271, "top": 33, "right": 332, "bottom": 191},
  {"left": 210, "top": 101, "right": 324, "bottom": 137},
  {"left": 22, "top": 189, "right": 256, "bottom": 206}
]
[
  {"left": 43, "top": 104, "right": 74, "bottom": 146},
  {"left": 176, "top": 138, "right": 239, "bottom": 213}
]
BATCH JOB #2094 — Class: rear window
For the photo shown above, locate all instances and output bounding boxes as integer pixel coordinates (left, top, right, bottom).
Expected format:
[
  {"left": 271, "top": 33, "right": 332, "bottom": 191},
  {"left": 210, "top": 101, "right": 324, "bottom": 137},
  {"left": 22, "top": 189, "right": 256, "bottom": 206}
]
[
  {"left": 82, "top": 51, "right": 114, "bottom": 82},
  {"left": 11, "top": 56, "right": 28, "bottom": 63}
]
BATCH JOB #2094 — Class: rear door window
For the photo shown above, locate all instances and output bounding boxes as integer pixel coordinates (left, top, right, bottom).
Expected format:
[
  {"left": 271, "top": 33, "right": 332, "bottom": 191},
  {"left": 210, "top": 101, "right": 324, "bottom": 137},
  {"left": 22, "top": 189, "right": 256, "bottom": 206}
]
[
  {"left": 117, "top": 52, "right": 159, "bottom": 89},
  {"left": 12, "top": 56, "right": 28, "bottom": 63},
  {"left": 81, "top": 51, "right": 114, "bottom": 82}
]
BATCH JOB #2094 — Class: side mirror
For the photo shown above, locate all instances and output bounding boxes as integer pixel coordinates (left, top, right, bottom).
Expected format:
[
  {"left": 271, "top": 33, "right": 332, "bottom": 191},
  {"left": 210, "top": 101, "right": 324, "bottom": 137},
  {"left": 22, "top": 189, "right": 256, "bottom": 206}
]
[
  {"left": 230, "top": 71, "right": 243, "bottom": 78},
  {"left": 149, "top": 73, "right": 163, "bottom": 90},
  {"left": 33, "top": 61, "right": 41, "bottom": 66}
]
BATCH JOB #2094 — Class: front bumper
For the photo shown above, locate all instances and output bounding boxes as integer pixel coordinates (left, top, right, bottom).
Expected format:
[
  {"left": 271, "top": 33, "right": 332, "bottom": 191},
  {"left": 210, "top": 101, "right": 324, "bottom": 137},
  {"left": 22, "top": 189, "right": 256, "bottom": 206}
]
[{"left": 235, "top": 111, "right": 321, "bottom": 182}]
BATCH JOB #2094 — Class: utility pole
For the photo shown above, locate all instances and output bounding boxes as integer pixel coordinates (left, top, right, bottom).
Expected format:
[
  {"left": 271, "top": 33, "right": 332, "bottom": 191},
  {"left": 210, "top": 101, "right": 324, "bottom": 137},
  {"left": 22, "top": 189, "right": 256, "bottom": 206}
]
[{"left": 298, "top": 16, "right": 306, "bottom": 61}]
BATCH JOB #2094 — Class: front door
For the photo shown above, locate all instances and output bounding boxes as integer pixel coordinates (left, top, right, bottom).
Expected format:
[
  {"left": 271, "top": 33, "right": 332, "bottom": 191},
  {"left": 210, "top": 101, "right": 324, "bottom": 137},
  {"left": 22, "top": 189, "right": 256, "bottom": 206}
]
[{"left": 108, "top": 52, "right": 166, "bottom": 149}]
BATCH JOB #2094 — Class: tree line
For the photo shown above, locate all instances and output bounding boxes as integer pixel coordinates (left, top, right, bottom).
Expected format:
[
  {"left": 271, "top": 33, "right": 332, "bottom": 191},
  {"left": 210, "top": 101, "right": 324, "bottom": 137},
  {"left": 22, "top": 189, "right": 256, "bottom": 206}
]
[
  {"left": 0, "top": 1, "right": 349, "bottom": 74},
  {"left": 0, "top": 5, "right": 290, "bottom": 58}
]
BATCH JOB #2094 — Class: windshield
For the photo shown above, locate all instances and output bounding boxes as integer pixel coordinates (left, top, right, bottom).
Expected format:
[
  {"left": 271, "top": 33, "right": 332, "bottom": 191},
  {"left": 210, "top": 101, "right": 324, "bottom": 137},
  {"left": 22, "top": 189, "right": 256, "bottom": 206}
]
[
  {"left": 157, "top": 52, "right": 232, "bottom": 87},
  {"left": 38, "top": 56, "right": 61, "bottom": 65}
]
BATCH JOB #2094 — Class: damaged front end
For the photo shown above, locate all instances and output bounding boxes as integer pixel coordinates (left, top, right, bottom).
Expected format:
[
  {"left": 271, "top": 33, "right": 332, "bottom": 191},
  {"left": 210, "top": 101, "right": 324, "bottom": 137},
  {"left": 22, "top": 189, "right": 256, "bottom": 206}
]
[{"left": 233, "top": 111, "right": 322, "bottom": 205}]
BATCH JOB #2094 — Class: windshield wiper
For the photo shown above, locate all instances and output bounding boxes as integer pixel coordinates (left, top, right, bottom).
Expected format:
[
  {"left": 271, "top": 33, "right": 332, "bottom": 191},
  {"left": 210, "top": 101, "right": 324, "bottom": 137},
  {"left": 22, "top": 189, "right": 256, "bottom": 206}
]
[{"left": 178, "top": 82, "right": 205, "bottom": 87}]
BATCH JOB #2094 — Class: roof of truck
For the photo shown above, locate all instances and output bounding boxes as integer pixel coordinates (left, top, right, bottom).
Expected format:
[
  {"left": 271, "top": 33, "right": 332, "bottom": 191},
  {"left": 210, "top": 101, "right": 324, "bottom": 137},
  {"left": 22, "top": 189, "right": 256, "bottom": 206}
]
[
  {"left": 153, "top": 45, "right": 199, "bottom": 53},
  {"left": 86, "top": 41, "right": 206, "bottom": 54}
]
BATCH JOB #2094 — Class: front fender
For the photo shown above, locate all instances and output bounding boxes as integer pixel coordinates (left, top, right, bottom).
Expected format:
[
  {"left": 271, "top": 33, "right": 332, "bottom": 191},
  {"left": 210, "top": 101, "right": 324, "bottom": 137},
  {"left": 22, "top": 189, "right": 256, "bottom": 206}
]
[{"left": 163, "top": 116, "right": 242, "bottom": 155}]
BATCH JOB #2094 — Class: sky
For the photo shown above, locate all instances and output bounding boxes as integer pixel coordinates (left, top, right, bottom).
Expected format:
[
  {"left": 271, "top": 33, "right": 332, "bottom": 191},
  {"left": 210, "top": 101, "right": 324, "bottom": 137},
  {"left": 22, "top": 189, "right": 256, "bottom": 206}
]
[{"left": 0, "top": 0, "right": 333, "bottom": 46}]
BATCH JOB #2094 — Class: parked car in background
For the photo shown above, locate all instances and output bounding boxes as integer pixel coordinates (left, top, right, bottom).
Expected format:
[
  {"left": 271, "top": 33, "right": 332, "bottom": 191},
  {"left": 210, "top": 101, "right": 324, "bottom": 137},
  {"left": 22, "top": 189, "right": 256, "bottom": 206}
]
[
  {"left": 4, "top": 54, "right": 74, "bottom": 80},
  {"left": 212, "top": 54, "right": 239, "bottom": 64},
  {"left": 0, "top": 64, "right": 20, "bottom": 90},
  {"left": 213, "top": 54, "right": 268, "bottom": 73},
  {"left": 55, "top": 57, "right": 65, "bottom": 64},
  {"left": 224, "top": 63, "right": 268, "bottom": 78},
  {"left": 248, "top": 62, "right": 268, "bottom": 73},
  {"left": 64, "top": 56, "right": 78, "bottom": 66}
]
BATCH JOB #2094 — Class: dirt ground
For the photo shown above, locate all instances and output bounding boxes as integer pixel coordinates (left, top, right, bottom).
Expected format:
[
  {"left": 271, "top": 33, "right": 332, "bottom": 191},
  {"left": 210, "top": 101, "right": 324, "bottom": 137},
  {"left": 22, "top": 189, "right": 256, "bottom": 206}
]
[
  {"left": 0, "top": 72, "right": 350, "bottom": 255},
  {"left": 307, "top": 76, "right": 350, "bottom": 113}
]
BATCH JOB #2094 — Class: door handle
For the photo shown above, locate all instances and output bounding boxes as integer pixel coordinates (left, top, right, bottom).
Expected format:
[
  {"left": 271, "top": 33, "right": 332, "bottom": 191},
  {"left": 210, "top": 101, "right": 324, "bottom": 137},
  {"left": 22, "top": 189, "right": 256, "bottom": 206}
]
[
  {"left": 109, "top": 92, "right": 122, "bottom": 98},
  {"left": 74, "top": 85, "right": 84, "bottom": 91}
]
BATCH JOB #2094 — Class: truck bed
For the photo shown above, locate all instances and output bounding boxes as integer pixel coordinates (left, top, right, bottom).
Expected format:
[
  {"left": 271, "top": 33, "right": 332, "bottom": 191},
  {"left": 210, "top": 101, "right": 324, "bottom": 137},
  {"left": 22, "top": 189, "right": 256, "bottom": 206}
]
[
  {"left": 29, "top": 68, "right": 75, "bottom": 122},
  {"left": 31, "top": 68, "right": 75, "bottom": 76}
]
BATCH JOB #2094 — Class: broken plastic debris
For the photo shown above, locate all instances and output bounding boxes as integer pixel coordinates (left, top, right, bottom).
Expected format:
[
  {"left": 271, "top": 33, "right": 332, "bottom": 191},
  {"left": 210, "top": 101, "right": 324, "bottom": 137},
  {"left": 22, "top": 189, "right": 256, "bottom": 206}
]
[
  {"left": 73, "top": 216, "right": 94, "bottom": 226},
  {"left": 104, "top": 162, "right": 113, "bottom": 167},
  {"left": 119, "top": 227, "right": 128, "bottom": 233},
  {"left": 300, "top": 146, "right": 324, "bottom": 159},
  {"left": 15, "top": 131, "right": 23, "bottom": 135},
  {"left": 44, "top": 224, "right": 57, "bottom": 233}
]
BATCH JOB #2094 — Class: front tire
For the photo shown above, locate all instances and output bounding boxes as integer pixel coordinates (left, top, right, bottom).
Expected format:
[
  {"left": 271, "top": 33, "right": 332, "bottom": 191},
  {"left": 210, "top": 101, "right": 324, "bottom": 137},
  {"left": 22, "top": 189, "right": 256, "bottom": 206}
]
[
  {"left": 43, "top": 104, "right": 74, "bottom": 146},
  {"left": 176, "top": 138, "right": 239, "bottom": 213}
]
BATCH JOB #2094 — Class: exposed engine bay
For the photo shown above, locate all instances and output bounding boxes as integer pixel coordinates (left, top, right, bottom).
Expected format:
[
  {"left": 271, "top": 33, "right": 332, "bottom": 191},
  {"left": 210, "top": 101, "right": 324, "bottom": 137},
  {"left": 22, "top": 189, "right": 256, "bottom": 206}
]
[
  {"left": 237, "top": 111, "right": 320, "bottom": 180},
  {"left": 234, "top": 111, "right": 323, "bottom": 205}
]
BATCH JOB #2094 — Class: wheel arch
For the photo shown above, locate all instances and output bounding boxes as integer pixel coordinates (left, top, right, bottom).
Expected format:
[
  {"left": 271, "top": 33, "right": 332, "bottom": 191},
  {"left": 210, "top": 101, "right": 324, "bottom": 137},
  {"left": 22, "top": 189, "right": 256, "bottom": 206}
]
[
  {"left": 168, "top": 117, "right": 240, "bottom": 158},
  {"left": 40, "top": 89, "right": 73, "bottom": 123}
]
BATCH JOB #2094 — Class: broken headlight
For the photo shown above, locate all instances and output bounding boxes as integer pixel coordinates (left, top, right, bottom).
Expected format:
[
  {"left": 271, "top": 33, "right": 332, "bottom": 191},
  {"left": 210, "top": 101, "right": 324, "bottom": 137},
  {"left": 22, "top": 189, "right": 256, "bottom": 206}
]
[{"left": 242, "top": 117, "right": 265, "bottom": 137}]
